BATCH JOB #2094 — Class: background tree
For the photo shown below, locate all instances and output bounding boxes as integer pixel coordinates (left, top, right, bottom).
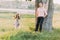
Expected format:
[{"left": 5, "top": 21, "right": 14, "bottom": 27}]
[{"left": 26, "top": 0, "right": 32, "bottom": 1}]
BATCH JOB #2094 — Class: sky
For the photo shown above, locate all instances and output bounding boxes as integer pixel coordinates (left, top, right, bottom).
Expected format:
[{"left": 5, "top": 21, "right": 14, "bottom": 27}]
[{"left": 54, "top": 0, "right": 60, "bottom": 4}]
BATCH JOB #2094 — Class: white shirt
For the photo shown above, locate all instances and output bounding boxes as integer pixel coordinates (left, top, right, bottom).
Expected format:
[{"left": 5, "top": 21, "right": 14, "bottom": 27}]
[{"left": 37, "top": 7, "right": 47, "bottom": 17}]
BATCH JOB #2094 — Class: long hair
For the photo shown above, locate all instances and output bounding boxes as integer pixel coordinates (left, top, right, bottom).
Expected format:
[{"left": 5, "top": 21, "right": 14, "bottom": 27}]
[{"left": 15, "top": 14, "right": 20, "bottom": 19}]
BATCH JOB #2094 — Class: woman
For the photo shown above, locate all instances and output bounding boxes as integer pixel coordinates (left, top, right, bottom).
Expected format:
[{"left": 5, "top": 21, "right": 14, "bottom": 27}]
[
  {"left": 14, "top": 13, "right": 20, "bottom": 29},
  {"left": 35, "top": 2, "right": 47, "bottom": 32}
]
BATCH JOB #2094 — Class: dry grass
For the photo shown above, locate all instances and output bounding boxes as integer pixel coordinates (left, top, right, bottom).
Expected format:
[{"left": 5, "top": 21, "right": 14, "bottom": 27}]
[{"left": 53, "top": 13, "right": 60, "bottom": 28}]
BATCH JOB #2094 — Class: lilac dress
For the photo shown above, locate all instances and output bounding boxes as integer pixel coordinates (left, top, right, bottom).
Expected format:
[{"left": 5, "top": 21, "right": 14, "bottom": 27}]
[{"left": 14, "top": 18, "right": 19, "bottom": 27}]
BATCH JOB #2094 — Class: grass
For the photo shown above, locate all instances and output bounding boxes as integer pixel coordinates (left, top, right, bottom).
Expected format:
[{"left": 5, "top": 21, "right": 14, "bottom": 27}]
[
  {"left": 0, "top": 12, "right": 60, "bottom": 40},
  {"left": 0, "top": 29, "right": 60, "bottom": 40},
  {"left": 9, "top": 29, "right": 60, "bottom": 40}
]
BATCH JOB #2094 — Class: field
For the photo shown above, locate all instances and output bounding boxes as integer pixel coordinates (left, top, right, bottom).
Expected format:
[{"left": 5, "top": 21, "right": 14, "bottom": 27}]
[{"left": 0, "top": 12, "right": 60, "bottom": 40}]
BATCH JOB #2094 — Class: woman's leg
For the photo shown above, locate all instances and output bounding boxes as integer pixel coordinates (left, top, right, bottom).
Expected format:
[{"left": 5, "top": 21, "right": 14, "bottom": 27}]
[
  {"left": 35, "top": 17, "right": 40, "bottom": 31},
  {"left": 40, "top": 17, "right": 44, "bottom": 32}
]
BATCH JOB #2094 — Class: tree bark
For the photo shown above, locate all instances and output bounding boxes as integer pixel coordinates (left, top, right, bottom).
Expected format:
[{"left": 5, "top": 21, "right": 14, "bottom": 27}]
[{"left": 43, "top": 0, "right": 54, "bottom": 32}]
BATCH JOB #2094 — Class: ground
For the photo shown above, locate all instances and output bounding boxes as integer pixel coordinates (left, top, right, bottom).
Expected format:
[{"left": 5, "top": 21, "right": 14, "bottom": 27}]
[{"left": 0, "top": 12, "right": 60, "bottom": 40}]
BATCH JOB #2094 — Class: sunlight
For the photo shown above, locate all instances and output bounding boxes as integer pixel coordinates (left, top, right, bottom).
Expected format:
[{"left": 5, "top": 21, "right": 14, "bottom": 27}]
[{"left": 54, "top": 0, "right": 60, "bottom": 4}]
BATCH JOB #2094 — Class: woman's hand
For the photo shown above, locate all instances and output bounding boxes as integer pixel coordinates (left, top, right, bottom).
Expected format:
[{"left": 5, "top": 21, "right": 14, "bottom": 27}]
[{"left": 44, "top": 15, "right": 48, "bottom": 18}]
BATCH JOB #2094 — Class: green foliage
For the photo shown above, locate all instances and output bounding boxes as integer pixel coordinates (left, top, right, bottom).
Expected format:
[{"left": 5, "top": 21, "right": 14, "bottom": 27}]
[
  {"left": 0, "top": 13, "right": 35, "bottom": 19},
  {"left": 21, "top": 14, "right": 35, "bottom": 18},
  {"left": 0, "top": 29, "right": 60, "bottom": 40},
  {"left": 10, "top": 29, "right": 60, "bottom": 40},
  {"left": 28, "top": 4, "right": 35, "bottom": 10}
]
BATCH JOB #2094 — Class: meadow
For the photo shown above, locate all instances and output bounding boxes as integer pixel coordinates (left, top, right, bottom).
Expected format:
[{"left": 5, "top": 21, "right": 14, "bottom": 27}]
[{"left": 0, "top": 12, "right": 60, "bottom": 40}]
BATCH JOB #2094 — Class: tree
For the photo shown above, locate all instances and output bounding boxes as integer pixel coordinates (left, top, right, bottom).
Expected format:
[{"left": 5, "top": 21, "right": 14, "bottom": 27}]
[
  {"left": 26, "top": 0, "right": 32, "bottom": 1},
  {"left": 35, "top": 0, "right": 54, "bottom": 32}
]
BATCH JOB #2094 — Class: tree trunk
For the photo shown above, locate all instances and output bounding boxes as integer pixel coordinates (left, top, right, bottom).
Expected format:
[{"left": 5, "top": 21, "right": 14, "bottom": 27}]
[
  {"left": 35, "top": 0, "right": 54, "bottom": 32},
  {"left": 43, "top": 0, "right": 54, "bottom": 32},
  {"left": 26, "top": 0, "right": 32, "bottom": 1}
]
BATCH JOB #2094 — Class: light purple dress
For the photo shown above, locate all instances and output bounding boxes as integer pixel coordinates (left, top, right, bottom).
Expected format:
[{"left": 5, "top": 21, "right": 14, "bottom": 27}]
[{"left": 14, "top": 19, "right": 19, "bottom": 27}]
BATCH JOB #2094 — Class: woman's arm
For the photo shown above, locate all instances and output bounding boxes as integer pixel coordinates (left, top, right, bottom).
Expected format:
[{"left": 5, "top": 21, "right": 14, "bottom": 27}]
[{"left": 44, "top": 9, "right": 48, "bottom": 17}]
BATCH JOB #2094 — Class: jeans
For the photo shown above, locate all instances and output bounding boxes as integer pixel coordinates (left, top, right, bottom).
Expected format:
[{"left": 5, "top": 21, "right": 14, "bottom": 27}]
[{"left": 35, "top": 17, "right": 44, "bottom": 32}]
